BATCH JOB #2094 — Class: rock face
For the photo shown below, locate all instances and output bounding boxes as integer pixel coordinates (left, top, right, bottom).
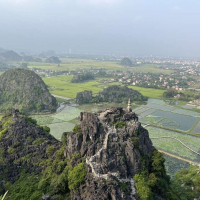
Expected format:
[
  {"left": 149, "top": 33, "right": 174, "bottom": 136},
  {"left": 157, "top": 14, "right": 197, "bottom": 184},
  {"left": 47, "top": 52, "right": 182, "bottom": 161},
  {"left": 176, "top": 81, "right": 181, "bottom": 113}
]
[
  {"left": 64, "top": 107, "right": 155, "bottom": 200},
  {"left": 0, "top": 110, "right": 59, "bottom": 184},
  {"left": 0, "top": 68, "right": 57, "bottom": 113},
  {"left": 76, "top": 90, "right": 93, "bottom": 104}
]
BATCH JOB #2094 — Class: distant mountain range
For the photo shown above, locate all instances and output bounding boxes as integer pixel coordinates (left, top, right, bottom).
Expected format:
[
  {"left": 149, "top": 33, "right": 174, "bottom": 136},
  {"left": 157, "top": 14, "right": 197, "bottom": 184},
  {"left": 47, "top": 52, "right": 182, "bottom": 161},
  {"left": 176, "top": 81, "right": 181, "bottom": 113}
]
[
  {"left": 0, "top": 47, "right": 6, "bottom": 54},
  {"left": 0, "top": 50, "right": 22, "bottom": 61},
  {"left": 0, "top": 49, "right": 42, "bottom": 62}
]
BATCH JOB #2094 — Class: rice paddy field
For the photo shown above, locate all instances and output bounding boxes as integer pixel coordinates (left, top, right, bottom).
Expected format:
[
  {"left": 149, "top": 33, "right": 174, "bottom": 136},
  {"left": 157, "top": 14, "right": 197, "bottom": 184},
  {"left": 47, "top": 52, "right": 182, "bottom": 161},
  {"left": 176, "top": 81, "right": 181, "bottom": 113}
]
[
  {"left": 132, "top": 99, "right": 200, "bottom": 176},
  {"left": 133, "top": 99, "right": 200, "bottom": 133},
  {"left": 31, "top": 105, "right": 82, "bottom": 140},
  {"left": 28, "top": 58, "right": 174, "bottom": 74},
  {"left": 42, "top": 75, "right": 164, "bottom": 99},
  {"left": 147, "top": 126, "right": 200, "bottom": 162}
]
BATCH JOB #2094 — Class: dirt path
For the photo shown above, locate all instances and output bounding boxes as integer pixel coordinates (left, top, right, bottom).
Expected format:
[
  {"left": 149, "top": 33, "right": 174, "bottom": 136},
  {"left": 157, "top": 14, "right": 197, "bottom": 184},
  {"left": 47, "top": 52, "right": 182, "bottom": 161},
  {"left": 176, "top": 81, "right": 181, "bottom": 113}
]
[
  {"left": 52, "top": 94, "right": 71, "bottom": 100},
  {"left": 158, "top": 149, "right": 200, "bottom": 166},
  {"left": 86, "top": 109, "right": 136, "bottom": 199},
  {"left": 151, "top": 136, "right": 200, "bottom": 156}
]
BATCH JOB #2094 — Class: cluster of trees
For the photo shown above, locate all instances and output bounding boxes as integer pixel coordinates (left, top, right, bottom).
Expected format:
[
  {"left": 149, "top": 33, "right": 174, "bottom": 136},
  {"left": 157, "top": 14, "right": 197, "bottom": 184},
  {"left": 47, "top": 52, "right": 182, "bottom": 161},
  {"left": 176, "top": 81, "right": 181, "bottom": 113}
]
[
  {"left": 163, "top": 89, "right": 180, "bottom": 98},
  {"left": 134, "top": 150, "right": 176, "bottom": 200},
  {"left": 163, "top": 89, "right": 200, "bottom": 101},
  {"left": 71, "top": 72, "right": 94, "bottom": 83},
  {"left": 92, "top": 85, "right": 148, "bottom": 103},
  {"left": 171, "top": 165, "right": 200, "bottom": 199},
  {"left": 135, "top": 150, "right": 200, "bottom": 200}
]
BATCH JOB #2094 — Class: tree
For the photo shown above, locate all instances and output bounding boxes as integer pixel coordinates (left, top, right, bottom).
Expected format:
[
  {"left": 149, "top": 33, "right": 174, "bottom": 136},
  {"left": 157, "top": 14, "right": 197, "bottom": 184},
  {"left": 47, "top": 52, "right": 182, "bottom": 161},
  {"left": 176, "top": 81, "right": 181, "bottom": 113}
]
[{"left": 163, "top": 89, "right": 178, "bottom": 98}]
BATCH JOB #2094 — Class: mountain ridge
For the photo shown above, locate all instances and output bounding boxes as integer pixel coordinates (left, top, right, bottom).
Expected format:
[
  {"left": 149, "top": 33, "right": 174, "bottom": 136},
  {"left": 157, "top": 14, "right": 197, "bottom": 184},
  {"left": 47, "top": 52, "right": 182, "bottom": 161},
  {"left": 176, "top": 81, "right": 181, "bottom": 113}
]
[{"left": 0, "top": 107, "right": 176, "bottom": 199}]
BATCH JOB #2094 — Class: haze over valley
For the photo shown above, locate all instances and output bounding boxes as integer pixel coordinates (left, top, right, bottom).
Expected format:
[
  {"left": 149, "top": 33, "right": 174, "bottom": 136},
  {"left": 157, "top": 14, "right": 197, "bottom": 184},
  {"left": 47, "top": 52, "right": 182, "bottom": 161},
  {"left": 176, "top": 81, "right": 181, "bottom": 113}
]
[{"left": 1, "top": 1, "right": 200, "bottom": 200}]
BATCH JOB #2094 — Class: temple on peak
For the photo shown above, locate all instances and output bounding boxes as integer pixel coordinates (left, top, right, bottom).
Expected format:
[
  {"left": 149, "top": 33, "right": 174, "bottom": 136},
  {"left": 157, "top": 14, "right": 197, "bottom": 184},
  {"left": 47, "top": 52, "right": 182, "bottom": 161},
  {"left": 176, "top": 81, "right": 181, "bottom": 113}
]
[{"left": 127, "top": 98, "right": 132, "bottom": 113}]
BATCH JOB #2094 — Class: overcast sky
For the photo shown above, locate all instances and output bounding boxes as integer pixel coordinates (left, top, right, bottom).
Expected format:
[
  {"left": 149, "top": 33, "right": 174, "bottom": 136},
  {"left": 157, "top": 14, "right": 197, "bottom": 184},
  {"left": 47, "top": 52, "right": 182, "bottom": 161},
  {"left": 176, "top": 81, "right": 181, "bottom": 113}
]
[{"left": 0, "top": 0, "right": 200, "bottom": 57}]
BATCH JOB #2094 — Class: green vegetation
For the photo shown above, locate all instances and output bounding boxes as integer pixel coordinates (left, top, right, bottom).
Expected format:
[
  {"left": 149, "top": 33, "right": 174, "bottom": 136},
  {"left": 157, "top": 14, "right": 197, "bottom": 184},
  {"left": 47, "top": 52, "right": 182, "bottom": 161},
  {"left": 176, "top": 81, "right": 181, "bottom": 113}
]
[
  {"left": 129, "top": 86, "right": 164, "bottom": 99},
  {"left": 43, "top": 126, "right": 50, "bottom": 134},
  {"left": 42, "top": 74, "right": 165, "bottom": 99},
  {"left": 163, "top": 89, "right": 179, "bottom": 98},
  {"left": 25, "top": 116, "right": 37, "bottom": 125},
  {"left": 0, "top": 116, "right": 11, "bottom": 140},
  {"left": 1, "top": 119, "right": 86, "bottom": 200},
  {"left": 134, "top": 150, "right": 177, "bottom": 200},
  {"left": 37, "top": 154, "right": 69, "bottom": 197},
  {"left": 131, "top": 137, "right": 138, "bottom": 147},
  {"left": 0, "top": 191, "right": 8, "bottom": 200},
  {"left": 115, "top": 121, "right": 127, "bottom": 129},
  {"left": 29, "top": 59, "right": 125, "bottom": 71},
  {"left": 171, "top": 165, "right": 200, "bottom": 200},
  {"left": 73, "top": 125, "right": 82, "bottom": 134},
  {"left": 147, "top": 126, "right": 200, "bottom": 162},
  {"left": 0, "top": 69, "right": 57, "bottom": 113},
  {"left": 7, "top": 147, "right": 15, "bottom": 153},
  {"left": 33, "top": 138, "right": 45, "bottom": 146},
  {"left": 118, "top": 182, "right": 128, "bottom": 193},
  {"left": 43, "top": 75, "right": 102, "bottom": 98},
  {"left": 92, "top": 85, "right": 148, "bottom": 103},
  {"left": 4, "top": 172, "right": 42, "bottom": 200},
  {"left": 68, "top": 162, "right": 86, "bottom": 190},
  {"left": 46, "top": 145, "right": 55, "bottom": 156},
  {"left": 71, "top": 72, "right": 94, "bottom": 83},
  {"left": 28, "top": 59, "right": 173, "bottom": 75}
]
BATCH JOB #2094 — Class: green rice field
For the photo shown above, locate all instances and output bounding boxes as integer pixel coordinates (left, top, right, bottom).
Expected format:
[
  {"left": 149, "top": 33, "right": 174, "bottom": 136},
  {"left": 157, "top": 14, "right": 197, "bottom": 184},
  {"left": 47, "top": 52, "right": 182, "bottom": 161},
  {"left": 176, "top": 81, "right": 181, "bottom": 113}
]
[
  {"left": 42, "top": 75, "right": 164, "bottom": 99},
  {"left": 147, "top": 126, "right": 200, "bottom": 162},
  {"left": 28, "top": 59, "right": 173, "bottom": 74}
]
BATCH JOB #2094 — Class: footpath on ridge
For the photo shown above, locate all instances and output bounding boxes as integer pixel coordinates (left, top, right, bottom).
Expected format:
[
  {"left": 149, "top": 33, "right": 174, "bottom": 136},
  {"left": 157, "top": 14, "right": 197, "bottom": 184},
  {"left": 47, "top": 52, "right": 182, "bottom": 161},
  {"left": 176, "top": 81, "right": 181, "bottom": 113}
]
[{"left": 86, "top": 109, "right": 136, "bottom": 198}]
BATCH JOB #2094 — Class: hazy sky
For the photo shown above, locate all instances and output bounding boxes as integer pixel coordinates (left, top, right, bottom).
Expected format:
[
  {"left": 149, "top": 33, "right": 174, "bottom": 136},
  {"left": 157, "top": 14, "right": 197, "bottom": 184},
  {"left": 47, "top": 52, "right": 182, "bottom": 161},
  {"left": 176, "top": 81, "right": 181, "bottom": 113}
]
[{"left": 0, "top": 0, "right": 200, "bottom": 57}]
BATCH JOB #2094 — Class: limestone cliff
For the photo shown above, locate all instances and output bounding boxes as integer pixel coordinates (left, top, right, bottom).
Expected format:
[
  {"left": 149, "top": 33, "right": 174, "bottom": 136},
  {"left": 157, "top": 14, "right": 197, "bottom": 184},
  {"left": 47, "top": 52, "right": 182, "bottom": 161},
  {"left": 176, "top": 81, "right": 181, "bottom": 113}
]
[
  {"left": 0, "top": 68, "right": 57, "bottom": 113},
  {"left": 76, "top": 90, "right": 93, "bottom": 104},
  {"left": 64, "top": 107, "right": 172, "bottom": 200}
]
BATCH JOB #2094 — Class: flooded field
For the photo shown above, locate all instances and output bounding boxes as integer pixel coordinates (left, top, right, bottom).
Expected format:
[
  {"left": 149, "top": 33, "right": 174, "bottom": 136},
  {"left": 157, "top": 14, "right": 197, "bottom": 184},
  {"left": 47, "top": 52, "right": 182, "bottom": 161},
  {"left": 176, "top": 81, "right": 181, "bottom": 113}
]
[{"left": 134, "top": 99, "right": 200, "bottom": 133}]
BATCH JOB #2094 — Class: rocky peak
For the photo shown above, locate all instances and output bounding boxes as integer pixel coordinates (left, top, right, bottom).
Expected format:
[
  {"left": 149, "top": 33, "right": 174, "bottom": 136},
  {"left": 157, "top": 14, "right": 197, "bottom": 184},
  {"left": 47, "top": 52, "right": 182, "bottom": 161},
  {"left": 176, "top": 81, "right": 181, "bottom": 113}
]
[
  {"left": 64, "top": 107, "right": 155, "bottom": 200},
  {"left": 76, "top": 91, "right": 93, "bottom": 104},
  {"left": 0, "top": 108, "right": 174, "bottom": 200}
]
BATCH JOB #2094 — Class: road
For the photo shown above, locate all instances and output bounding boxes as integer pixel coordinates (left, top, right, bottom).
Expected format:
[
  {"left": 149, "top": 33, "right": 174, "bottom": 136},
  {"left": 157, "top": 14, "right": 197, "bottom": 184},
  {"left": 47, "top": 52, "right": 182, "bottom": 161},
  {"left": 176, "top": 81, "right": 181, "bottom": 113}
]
[
  {"left": 52, "top": 94, "right": 71, "bottom": 100},
  {"left": 158, "top": 149, "right": 200, "bottom": 166}
]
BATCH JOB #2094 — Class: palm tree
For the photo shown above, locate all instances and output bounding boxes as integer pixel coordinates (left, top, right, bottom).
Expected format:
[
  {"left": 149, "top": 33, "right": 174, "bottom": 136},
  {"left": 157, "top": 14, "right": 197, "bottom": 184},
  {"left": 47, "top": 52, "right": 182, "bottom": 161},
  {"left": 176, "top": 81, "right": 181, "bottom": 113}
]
[{"left": 0, "top": 191, "right": 8, "bottom": 200}]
